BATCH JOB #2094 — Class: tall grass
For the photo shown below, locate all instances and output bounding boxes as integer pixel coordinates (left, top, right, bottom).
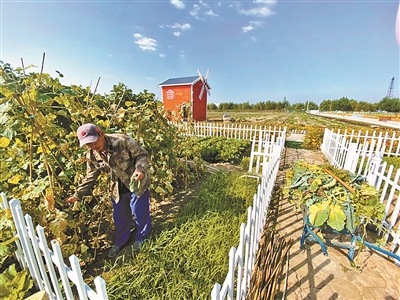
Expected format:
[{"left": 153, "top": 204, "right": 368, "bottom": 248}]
[{"left": 103, "top": 171, "right": 258, "bottom": 300}]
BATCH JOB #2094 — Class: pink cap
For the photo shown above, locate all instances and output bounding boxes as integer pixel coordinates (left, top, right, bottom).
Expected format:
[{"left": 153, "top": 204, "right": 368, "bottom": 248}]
[{"left": 76, "top": 124, "right": 100, "bottom": 147}]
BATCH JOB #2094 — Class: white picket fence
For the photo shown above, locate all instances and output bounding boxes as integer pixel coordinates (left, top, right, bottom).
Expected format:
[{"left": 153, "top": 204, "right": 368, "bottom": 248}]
[
  {"left": 1, "top": 193, "right": 107, "bottom": 300},
  {"left": 248, "top": 128, "right": 286, "bottom": 175},
  {"left": 321, "top": 128, "right": 400, "bottom": 262},
  {"left": 172, "top": 121, "right": 286, "bottom": 142},
  {"left": 321, "top": 128, "right": 400, "bottom": 167},
  {"left": 211, "top": 137, "right": 285, "bottom": 299}
]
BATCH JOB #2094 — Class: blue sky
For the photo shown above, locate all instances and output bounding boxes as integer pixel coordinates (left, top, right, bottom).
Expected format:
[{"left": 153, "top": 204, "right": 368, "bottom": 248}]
[{"left": 1, "top": 0, "right": 399, "bottom": 105}]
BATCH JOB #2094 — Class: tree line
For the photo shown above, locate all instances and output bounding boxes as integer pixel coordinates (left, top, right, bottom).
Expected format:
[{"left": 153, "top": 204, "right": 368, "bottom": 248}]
[{"left": 207, "top": 97, "right": 400, "bottom": 113}]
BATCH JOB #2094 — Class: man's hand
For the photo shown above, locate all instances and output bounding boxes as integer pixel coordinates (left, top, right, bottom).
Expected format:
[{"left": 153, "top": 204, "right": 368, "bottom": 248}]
[{"left": 65, "top": 195, "right": 79, "bottom": 204}]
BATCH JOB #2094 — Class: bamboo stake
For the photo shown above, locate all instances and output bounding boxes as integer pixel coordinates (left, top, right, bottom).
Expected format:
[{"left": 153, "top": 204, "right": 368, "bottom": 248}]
[
  {"left": 20, "top": 58, "right": 26, "bottom": 76},
  {"left": 29, "top": 120, "right": 34, "bottom": 183},
  {"left": 90, "top": 76, "right": 101, "bottom": 102},
  {"left": 20, "top": 57, "right": 34, "bottom": 183},
  {"left": 324, "top": 168, "right": 355, "bottom": 193},
  {"left": 40, "top": 53, "right": 45, "bottom": 75},
  {"left": 246, "top": 229, "right": 292, "bottom": 300},
  {"left": 38, "top": 134, "right": 55, "bottom": 209},
  {"left": 114, "top": 88, "right": 126, "bottom": 113}
]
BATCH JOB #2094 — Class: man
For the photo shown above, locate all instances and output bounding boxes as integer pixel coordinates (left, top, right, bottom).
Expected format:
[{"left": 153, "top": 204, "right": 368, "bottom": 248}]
[{"left": 65, "top": 123, "right": 151, "bottom": 257}]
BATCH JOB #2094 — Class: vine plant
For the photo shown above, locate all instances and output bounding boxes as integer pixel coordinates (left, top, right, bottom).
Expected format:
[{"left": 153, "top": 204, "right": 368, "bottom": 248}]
[{"left": 0, "top": 60, "right": 205, "bottom": 267}]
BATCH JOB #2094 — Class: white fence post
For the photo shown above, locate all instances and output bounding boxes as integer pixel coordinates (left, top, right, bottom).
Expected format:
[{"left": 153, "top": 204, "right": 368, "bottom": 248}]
[
  {"left": 10, "top": 200, "right": 43, "bottom": 291},
  {"left": 343, "top": 143, "right": 359, "bottom": 172},
  {"left": 366, "top": 156, "right": 382, "bottom": 186},
  {"left": 0, "top": 192, "right": 26, "bottom": 270},
  {"left": 8, "top": 198, "right": 108, "bottom": 300}
]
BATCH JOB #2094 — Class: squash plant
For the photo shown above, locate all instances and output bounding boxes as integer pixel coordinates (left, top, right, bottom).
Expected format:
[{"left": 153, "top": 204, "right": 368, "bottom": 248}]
[
  {"left": 0, "top": 60, "right": 205, "bottom": 263},
  {"left": 283, "top": 161, "right": 385, "bottom": 236},
  {"left": 0, "top": 264, "right": 33, "bottom": 299}
]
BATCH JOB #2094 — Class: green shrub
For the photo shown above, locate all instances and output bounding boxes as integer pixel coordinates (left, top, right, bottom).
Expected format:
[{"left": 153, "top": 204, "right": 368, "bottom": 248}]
[
  {"left": 196, "top": 137, "right": 251, "bottom": 164},
  {"left": 240, "top": 157, "right": 250, "bottom": 171},
  {"left": 382, "top": 156, "right": 400, "bottom": 170}
]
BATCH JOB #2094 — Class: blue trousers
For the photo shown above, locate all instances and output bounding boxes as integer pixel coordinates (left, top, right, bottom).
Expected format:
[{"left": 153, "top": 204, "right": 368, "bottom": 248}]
[{"left": 111, "top": 189, "right": 151, "bottom": 247}]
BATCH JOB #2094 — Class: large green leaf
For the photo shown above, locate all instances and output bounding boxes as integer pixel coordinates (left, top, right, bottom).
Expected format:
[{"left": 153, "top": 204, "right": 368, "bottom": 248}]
[
  {"left": 0, "top": 82, "right": 17, "bottom": 97},
  {"left": 0, "top": 264, "right": 33, "bottom": 299},
  {"left": 343, "top": 202, "right": 356, "bottom": 232},
  {"left": 309, "top": 201, "right": 330, "bottom": 227},
  {"left": 327, "top": 204, "right": 346, "bottom": 231},
  {"left": 310, "top": 176, "right": 322, "bottom": 192}
]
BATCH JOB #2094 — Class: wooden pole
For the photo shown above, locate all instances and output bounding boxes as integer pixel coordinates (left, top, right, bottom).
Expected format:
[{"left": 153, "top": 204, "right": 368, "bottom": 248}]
[{"left": 324, "top": 168, "right": 355, "bottom": 193}]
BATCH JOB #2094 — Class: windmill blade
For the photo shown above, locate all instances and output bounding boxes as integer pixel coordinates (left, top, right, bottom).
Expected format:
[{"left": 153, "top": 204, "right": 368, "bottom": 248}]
[
  {"left": 205, "top": 69, "right": 210, "bottom": 80},
  {"left": 197, "top": 69, "right": 210, "bottom": 99},
  {"left": 197, "top": 69, "right": 205, "bottom": 84},
  {"left": 199, "top": 84, "right": 205, "bottom": 99}
]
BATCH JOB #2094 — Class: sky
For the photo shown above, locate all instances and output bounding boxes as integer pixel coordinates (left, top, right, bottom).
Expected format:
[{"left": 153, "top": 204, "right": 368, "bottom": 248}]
[{"left": 1, "top": 0, "right": 399, "bottom": 105}]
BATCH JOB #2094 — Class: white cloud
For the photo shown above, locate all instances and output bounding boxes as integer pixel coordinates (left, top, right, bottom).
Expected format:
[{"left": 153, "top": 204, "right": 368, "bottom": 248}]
[
  {"left": 190, "top": 1, "right": 219, "bottom": 19},
  {"left": 242, "top": 20, "right": 263, "bottom": 33},
  {"left": 242, "top": 25, "right": 255, "bottom": 33},
  {"left": 205, "top": 9, "right": 218, "bottom": 17},
  {"left": 239, "top": 6, "right": 275, "bottom": 17},
  {"left": 170, "top": 23, "right": 191, "bottom": 30},
  {"left": 254, "top": 0, "right": 277, "bottom": 4},
  {"left": 238, "top": 0, "right": 276, "bottom": 17},
  {"left": 251, "top": 20, "right": 263, "bottom": 27},
  {"left": 170, "top": 0, "right": 185, "bottom": 9},
  {"left": 190, "top": 4, "right": 201, "bottom": 18},
  {"left": 164, "top": 23, "right": 191, "bottom": 37},
  {"left": 133, "top": 33, "right": 158, "bottom": 51},
  {"left": 159, "top": 54, "right": 166, "bottom": 58}
]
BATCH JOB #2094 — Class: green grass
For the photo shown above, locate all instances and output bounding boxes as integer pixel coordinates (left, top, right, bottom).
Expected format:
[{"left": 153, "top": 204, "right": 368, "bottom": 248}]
[
  {"left": 285, "top": 141, "right": 306, "bottom": 149},
  {"left": 103, "top": 171, "right": 258, "bottom": 300}
]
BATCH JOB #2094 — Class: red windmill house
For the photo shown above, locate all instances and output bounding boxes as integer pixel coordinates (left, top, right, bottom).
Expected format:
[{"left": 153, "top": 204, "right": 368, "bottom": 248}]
[{"left": 158, "top": 70, "right": 211, "bottom": 121}]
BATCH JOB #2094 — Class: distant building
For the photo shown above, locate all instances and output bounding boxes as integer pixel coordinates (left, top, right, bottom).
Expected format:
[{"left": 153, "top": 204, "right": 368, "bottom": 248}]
[{"left": 158, "top": 71, "right": 211, "bottom": 121}]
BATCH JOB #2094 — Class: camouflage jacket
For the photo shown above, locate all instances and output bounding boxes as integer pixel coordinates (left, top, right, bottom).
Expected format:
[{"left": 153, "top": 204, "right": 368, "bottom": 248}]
[{"left": 74, "top": 134, "right": 150, "bottom": 203}]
